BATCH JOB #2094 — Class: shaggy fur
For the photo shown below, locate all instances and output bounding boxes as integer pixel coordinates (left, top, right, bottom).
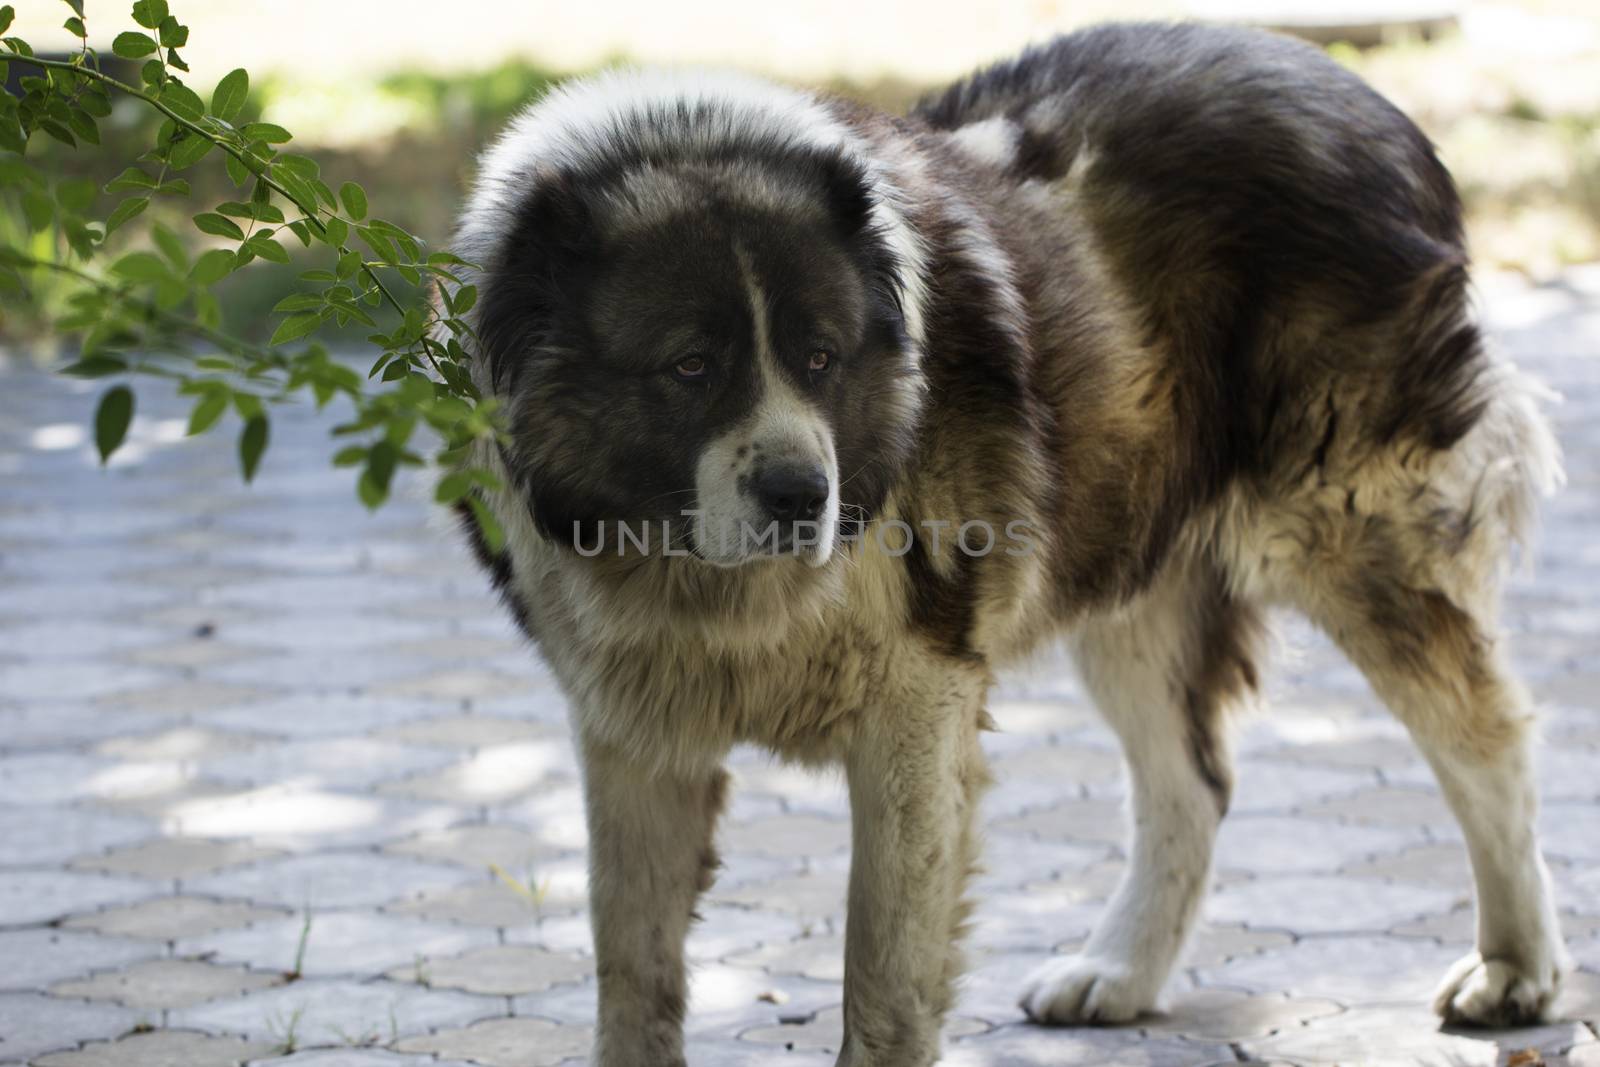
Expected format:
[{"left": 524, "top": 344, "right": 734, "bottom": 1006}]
[{"left": 447, "top": 22, "right": 1567, "bottom": 1066}]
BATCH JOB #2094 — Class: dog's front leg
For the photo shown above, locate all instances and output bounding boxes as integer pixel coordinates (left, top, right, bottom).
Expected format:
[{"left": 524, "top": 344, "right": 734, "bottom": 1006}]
[
  {"left": 580, "top": 737, "right": 729, "bottom": 1067},
  {"left": 838, "top": 690, "right": 989, "bottom": 1067}
]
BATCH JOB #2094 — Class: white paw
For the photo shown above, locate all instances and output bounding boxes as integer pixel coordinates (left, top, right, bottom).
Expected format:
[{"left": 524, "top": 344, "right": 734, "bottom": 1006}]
[
  {"left": 1432, "top": 951, "right": 1563, "bottom": 1028},
  {"left": 1018, "top": 955, "right": 1156, "bottom": 1025}
]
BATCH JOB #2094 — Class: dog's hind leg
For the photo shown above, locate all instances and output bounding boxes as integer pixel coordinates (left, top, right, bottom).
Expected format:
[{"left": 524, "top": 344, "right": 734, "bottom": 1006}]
[
  {"left": 580, "top": 737, "right": 729, "bottom": 1067},
  {"left": 1020, "top": 556, "right": 1264, "bottom": 1025},
  {"left": 1292, "top": 563, "right": 1567, "bottom": 1026}
]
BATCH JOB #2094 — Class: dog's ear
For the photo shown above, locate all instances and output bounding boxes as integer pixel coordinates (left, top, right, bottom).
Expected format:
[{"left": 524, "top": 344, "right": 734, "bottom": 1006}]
[
  {"left": 480, "top": 173, "right": 596, "bottom": 396},
  {"left": 819, "top": 153, "right": 876, "bottom": 238},
  {"left": 525, "top": 170, "right": 596, "bottom": 259}
]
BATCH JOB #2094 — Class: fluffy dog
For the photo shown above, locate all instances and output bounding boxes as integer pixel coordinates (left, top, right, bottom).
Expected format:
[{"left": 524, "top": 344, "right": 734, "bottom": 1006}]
[{"left": 446, "top": 22, "right": 1567, "bottom": 1066}]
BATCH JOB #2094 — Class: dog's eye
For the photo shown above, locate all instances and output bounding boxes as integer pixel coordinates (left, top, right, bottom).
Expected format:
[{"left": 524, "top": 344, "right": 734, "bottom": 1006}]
[
  {"left": 672, "top": 355, "right": 708, "bottom": 380},
  {"left": 808, "top": 347, "right": 832, "bottom": 372}
]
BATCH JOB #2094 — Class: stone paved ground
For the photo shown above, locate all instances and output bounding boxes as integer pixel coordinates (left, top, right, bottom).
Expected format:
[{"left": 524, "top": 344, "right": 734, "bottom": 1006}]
[{"left": 2, "top": 270, "right": 1599, "bottom": 1067}]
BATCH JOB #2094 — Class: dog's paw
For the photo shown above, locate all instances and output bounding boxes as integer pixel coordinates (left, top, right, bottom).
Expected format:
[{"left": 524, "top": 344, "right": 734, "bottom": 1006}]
[
  {"left": 1432, "top": 951, "right": 1563, "bottom": 1028},
  {"left": 1018, "top": 955, "right": 1155, "bottom": 1025}
]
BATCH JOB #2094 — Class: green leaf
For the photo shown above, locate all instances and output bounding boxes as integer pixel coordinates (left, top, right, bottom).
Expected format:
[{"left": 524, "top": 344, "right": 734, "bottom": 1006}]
[
  {"left": 63, "top": 16, "right": 86, "bottom": 38},
  {"left": 452, "top": 285, "right": 477, "bottom": 315},
  {"left": 211, "top": 67, "right": 248, "bottom": 122},
  {"left": 152, "top": 224, "right": 187, "bottom": 269},
  {"left": 321, "top": 216, "right": 348, "bottom": 247},
  {"left": 338, "top": 181, "right": 368, "bottom": 221},
  {"left": 224, "top": 153, "right": 249, "bottom": 187},
  {"left": 241, "top": 121, "right": 290, "bottom": 144},
  {"left": 165, "top": 131, "right": 213, "bottom": 169},
  {"left": 105, "top": 196, "right": 149, "bottom": 235},
  {"left": 192, "top": 212, "right": 244, "bottom": 239},
  {"left": 0, "top": 7, "right": 13, "bottom": 36},
  {"left": 106, "top": 167, "right": 157, "bottom": 194},
  {"left": 60, "top": 356, "right": 128, "bottom": 378},
  {"left": 79, "top": 88, "right": 113, "bottom": 118},
  {"left": 467, "top": 496, "right": 505, "bottom": 552},
  {"left": 434, "top": 471, "right": 475, "bottom": 504},
  {"left": 158, "top": 82, "right": 204, "bottom": 122},
  {"left": 94, "top": 385, "right": 134, "bottom": 464},
  {"left": 56, "top": 177, "right": 95, "bottom": 214},
  {"left": 273, "top": 292, "right": 322, "bottom": 313},
  {"left": 110, "top": 250, "right": 171, "bottom": 284},
  {"left": 244, "top": 232, "right": 289, "bottom": 264},
  {"left": 21, "top": 191, "right": 54, "bottom": 232},
  {"left": 131, "top": 0, "right": 168, "bottom": 29},
  {"left": 157, "top": 14, "right": 187, "bottom": 47},
  {"left": 270, "top": 312, "right": 321, "bottom": 346},
  {"left": 238, "top": 414, "right": 268, "bottom": 482},
  {"left": 112, "top": 31, "right": 158, "bottom": 58},
  {"left": 190, "top": 248, "right": 236, "bottom": 284},
  {"left": 187, "top": 390, "right": 228, "bottom": 435}
]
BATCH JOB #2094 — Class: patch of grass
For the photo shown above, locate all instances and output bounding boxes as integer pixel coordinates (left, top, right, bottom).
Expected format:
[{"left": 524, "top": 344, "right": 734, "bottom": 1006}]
[{"left": 284, "top": 908, "right": 313, "bottom": 982}]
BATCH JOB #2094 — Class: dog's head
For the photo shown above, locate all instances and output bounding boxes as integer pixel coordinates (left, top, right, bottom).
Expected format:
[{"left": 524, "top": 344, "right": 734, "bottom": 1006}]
[{"left": 464, "top": 73, "right": 925, "bottom": 567}]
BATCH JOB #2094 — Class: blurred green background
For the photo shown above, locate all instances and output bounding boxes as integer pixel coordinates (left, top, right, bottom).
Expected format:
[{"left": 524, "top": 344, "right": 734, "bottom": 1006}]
[{"left": 3, "top": 0, "right": 1598, "bottom": 357}]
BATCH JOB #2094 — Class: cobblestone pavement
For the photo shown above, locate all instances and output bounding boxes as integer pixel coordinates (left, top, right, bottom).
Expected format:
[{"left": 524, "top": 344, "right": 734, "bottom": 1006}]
[{"left": 2, "top": 271, "right": 1599, "bottom": 1067}]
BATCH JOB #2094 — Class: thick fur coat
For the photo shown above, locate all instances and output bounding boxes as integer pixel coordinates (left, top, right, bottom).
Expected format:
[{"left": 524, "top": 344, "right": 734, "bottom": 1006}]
[{"left": 446, "top": 23, "right": 1568, "bottom": 1066}]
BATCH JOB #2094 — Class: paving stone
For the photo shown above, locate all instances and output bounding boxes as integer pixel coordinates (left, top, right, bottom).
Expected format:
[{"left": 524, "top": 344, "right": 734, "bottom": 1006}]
[
  {"left": 200, "top": 738, "right": 458, "bottom": 792},
  {"left": 184, "top": 851, "right": 474, "bottom": 910},
  {"left": 120, "top": 640, "right": 274, "bottom": 671},
  {"left": 1214, "top": 814, "right": 1424, "bottom": 875},
  {"left": 171, "top": 977, "right": 502, "bottom": 1046},
  {"left": 369, "top": 668, "right": 536, "bottom": 704},
  {"left": 384, "top": 871, "right": 587, "bottom": 927},
  {"left": 0, "top": 752, "right": 124, "bottom": 806},
  {"left": 720, "top": 814, "right": 851, "bottom": 859},
  {"left": 1244, "top": 1005, "right": 1574, "bottom": 1066},
  {"left": 726, "top": 932, "right": 846, "bottom": 982},
  {"left": 713, "top": 869, "right": 848, "bottom": 922},
  {"left": 71, "top": 837, "right": 284, "bottom": 880},
  {"left": 1300, "top": 784, "right": 1459, "bottom": 831},
  {"left": 204, "top": 694, "right": 453, "bottom": 739},
  {"left": 1197, "top": 933, "right": 1463, "bottom": 1001},
  {"left": 246, "top": 1052, "right": 478, "bottom": 1067},
  {"left": 96, "top": 727, "right": 263, "bottom": 762},
  {"left": 31, "top": 1029, "right": 276, "bottom": 1067},
  {"left": 150, "top": 783, "right": 461, "bottom": 850},
  {"left": 0, "top": 660, "right": 170, "bottom": 702},
  {"left": 1179, "top": 923, "right": 1294, "bottom": 969},
  {"left": 63, "top": 895, "right": 290, "bottom": 941},
  {"left": 393, "top": 1016, "right": 591, "bottom": 1067},
  {"left": 180, "top": 909, "right": 497, "bottom": 978},
  {"left": 0, "top": 929, "right": 156, "bottom": 992},
  {"left": 0, "top": 870, "right": 156, "bottom": 926},
  {"left": 373, "top": 714, "right": 558, "bottom": 749},
  {"left": 1205, "top": 874, "right": 1461, "bottom": 934},
  {"left": 393, "top": 944, "right": 592, "bottom": 995},
  {"left": 50, "top": 958, "right": 285, "bottom": 1010},
  {"left": 377, "top": 740, "right": 573, "bottom": 805},
  {"left": 1343, "top": 841, "right": 1476, "bottom": 888},
  {"left": 1144, "top": 987, "right": 1342, "bottom": 1040},
  {"left": 941, "top": 1024, "right": 1234, "bottom": 1066},
  {"left": 0, "top": 994, "right": 141, "bottom": 1061},
  {"left": 741, "top": 1004, "right": 986, "bottom": 1053},
  {"left": 0, "top": 806, "right": 153, "bottom": 866},
  {"left": 990, "top": 798, "right": 1127, "bottom": 847},
  {"left": 381, "top": 823, "right": 571, "bottom": 870},
  {"left": 97, "top": 679, "right": 277, "bottom": 716}
]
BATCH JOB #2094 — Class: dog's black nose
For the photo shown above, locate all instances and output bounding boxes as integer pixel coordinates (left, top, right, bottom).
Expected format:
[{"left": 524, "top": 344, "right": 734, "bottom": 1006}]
[{"left": 753, "top": 466, "right": 829, "bottom": 522}]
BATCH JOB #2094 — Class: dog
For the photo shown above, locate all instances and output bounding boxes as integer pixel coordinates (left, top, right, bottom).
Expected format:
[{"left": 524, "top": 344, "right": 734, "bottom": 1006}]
[{"left": 444, "top": 21, "right": 1568, "bottom": 1066}]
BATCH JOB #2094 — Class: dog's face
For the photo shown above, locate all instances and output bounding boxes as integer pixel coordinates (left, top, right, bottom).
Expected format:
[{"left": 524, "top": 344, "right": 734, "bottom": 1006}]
[{"left": 477, "top": 154, "right": 921, "bottom": 566}]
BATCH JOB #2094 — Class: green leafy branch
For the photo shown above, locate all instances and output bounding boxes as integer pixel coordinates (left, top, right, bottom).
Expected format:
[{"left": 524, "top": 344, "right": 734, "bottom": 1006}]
[{"left": 0, "top": 0, "right": 505, "bottom": 544}]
